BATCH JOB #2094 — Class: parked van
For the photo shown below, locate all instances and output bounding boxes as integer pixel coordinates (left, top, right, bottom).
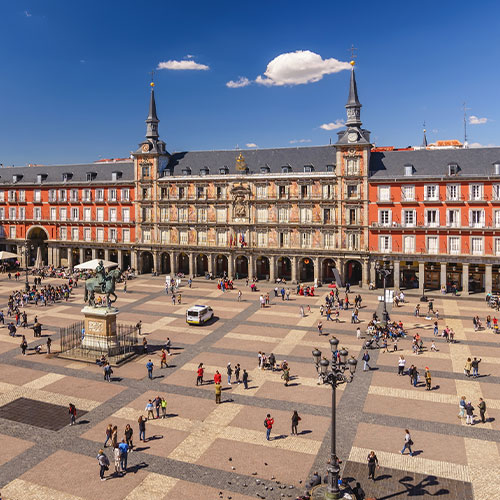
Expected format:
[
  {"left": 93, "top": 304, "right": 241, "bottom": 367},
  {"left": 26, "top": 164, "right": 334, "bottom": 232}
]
[{"left": 186, "top": 305, "right": 214, "bottom": 325}]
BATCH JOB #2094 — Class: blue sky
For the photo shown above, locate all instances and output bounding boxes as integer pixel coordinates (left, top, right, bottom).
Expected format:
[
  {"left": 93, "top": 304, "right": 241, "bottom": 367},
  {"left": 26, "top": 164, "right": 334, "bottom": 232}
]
[{"left": 1, "top": 0, "right": 499, "bottom": 165}]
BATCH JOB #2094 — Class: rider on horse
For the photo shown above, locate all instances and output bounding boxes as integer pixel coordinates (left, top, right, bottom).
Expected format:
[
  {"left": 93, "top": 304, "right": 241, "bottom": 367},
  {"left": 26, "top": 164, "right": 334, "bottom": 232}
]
[{"left": 95, "top": 260, "right": 107, "bottom": 293}]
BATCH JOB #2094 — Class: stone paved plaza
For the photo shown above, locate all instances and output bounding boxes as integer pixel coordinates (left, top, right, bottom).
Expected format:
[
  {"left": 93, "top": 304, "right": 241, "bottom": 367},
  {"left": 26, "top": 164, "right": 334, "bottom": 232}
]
[{"left": 0, "top": 275, "right": 498, "bottom": 499}]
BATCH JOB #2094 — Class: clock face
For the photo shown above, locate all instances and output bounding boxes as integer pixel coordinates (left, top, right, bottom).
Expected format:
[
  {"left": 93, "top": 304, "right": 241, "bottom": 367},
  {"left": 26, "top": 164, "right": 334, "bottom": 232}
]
[
  {"left": 347, "top": 132, "right": 358, "bottom": 143},
  {"left": 142, "top": 143, "right": 150, "bottom": 152}
]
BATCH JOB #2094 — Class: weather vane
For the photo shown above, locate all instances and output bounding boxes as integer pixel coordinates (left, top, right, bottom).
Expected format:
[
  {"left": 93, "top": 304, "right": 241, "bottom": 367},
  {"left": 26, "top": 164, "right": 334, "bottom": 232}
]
[
  {"left": 348, "top": 45, "right": 358, "bottom": 67},
  {"left": 150, "top": 69, "right": 155, "bottom": 88}
]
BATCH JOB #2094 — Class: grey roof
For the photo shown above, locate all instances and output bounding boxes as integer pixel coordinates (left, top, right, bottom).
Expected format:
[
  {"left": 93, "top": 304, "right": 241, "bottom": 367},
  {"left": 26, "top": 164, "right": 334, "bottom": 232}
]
[
  {"left": 164, "top": 145, "right": 337, "bottom": 176},
  {"left": 0, "top": 161, "right": 134, "bottom": 185},
  {"left": 369, "top": 147, "right": 500, "bottom": 179},
  {"left": 346, "top": 68, "right": 361, "bottom": 108}
]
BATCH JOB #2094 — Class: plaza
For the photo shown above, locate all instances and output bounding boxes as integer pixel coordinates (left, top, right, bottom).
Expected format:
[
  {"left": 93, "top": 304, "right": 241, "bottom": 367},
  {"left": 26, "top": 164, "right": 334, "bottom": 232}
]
[{"left": 0, "top": 275, "right": 498, "bottom": 499}]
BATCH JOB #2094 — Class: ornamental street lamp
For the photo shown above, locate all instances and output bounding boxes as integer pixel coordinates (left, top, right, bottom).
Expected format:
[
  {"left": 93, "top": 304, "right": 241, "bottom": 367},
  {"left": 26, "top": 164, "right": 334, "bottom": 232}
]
[
  {"left": 23, "top": 241, "right": 35, "bottom": 293},
  {"left": 312, "top": 337, "right": 357, "bottom": 500},
  {"left": 375, "top": 260, "right": 393, "bottom": 324}
]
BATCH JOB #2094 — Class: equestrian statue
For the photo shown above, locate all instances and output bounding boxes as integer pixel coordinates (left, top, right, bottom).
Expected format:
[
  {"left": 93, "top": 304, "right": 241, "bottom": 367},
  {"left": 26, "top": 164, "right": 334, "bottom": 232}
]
[{"left": 84, "top": 260, "right": 122, "bottom": 307}]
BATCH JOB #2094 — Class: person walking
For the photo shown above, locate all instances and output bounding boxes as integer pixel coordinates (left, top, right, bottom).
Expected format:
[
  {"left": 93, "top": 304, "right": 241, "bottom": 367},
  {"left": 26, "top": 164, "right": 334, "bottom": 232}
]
[
  {"left": 291, "top": 410, "right": 301, "bottom": 435},
  {"left": 146, "top": 359, "right": 154, "bottom": 380},
  {"left": 46, "top": 337, "right": 52, "bottom": 354},
  {"left": 424, "top": 367, "right": 432, "bottom": 390},
  {"left": 160, "top": 348, "right": 168, "bottom": 369},
  {"left": 124, "top": 424, "right": 133, "bottom": 450},
  {"left": 362, "top": 350, "right": 371, "bottom": 371},
  {"left": 367, "top": 451, "right": 379, "bottom": 480},
  {"left": 145, "top": 400, "right": 154, "bottom": 420},
  {"left": 465, "top": 401, "right": 475, "bottom": 425},
  {"left": 282, "top": 366, "right": 290, "bottom": 386},
  {"left": 464, "top": 358, "right": 472, "bottom": 377},
  {"left": 165, "top": 337, "right": 171, "bottom": 355},
  {"left": 471, "top": 357, "right": 481, "bottom": 378},
  {"left": 398, "top": 355, "right": 406, "bottom": 376},
  {"left": 68, "top": 403, "right": 76, "bottom": 426},
  {"left": 214, "top": 370, "right": 222, "bottom": 385},
  {"left": 161, "top": 397, "right": 167, "bottom": 418},
  {"left": 264, "top": 414, "right": 274, "bottom": 441},
  {"left": 196, "top": 363, "right": 204, "bottom": 386},
  {"left": 118, "top": 439, "right": 129, "bottom": 473},
  {"left": 113, "top": 445, "right": 121, "bottom": 475},
  {"left": 138, "top": 415, "right": 146, "bottom": 442},
  {"left": 97, "top": 449, "right": 110, "bottom": 481},
  {"left": 458, "top": 396, "right": 466, "bottom": 419},
  {"left": 317, "top": 321, "right": 323, "bottom": 335},
  {"left": 20, "top": 337, "right": 28, "bottom": 356},
  {"left": 242, "top": 369, "right": 249, "bottom": 389},
  {"left": 227, "top": 362, "right": 232, "bottom": 385},
  {"left": 154, "top": 396, "right": 161, "bottom": 419},
  {"left": 478, "top": 398, "right": 487, "bottom": 423},
  {"left": 238, "top": 290, "right": 242, "bottom": 302},
  {"left": 104, "top": 423, "right": 113, "bottom": 448},
  {"left": 111, "top": 426, "right": 118, "bottom": 448},
  {"left": 401, "top": 429, "right": 414, "bottom": 456},
  {"left": 215, "top": 382, "right": 222, "bottom": 404},
  {"left": 104, "top": 363, "right": 113, "bottom": 382}
]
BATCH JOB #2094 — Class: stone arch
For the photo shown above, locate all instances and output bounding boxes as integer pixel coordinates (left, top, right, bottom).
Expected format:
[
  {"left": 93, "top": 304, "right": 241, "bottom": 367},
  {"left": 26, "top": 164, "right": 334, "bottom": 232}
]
[
  {"left": 299, "top": 257, "right": 314, "bottom": 282},
  {"left": 345, "top": 260, "right": 362, "bottom": 286},
  {"left": 322, "top": 258, "right": 337, "bottom": 283},
  {"left": 140, "top": 251, "right": 154, "bottom": 274},
  {"left": 215, "top": 254, "right": 228, "bottom": 277},
  {"left": 277, "top": 256, "right": 292, "bottom": 281},
  {"left": 178, "top": 252, "right": 189, "bottom": 275},
  {"left": 256, "top": 256, "right": 270, "bottom": 280},
  {"left": 196, "top": 254, "right": 208, "bottom": 276},
  {"left": 161, "top": 252, "right": 171, "bottom": 274},
  {"left": 235, "top": 255, "right": 248, "bottom": 279},
  {"left": 26, "top": 226, "right": 49, "bottom": 266}
]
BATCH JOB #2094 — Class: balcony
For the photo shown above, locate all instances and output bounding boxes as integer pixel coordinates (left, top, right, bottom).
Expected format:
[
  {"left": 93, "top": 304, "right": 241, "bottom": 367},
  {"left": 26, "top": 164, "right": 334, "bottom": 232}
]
[{"left": 377, "top": 196, "right": 394, "bottom": 204}]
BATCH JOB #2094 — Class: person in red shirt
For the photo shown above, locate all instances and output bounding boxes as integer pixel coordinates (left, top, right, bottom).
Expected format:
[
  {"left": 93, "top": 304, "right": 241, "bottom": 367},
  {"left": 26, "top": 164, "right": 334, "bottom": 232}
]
[
  {"left": 265, "top": 413, "right": 274, "bottom": 440},
  {"left": 160, "top": 349, "right": 168, "bottom": 369},
  {"left": 196, "top": 363, "right": 204, "bottom": 386},
  {"left": 213, "top": 370, "right": 222, "bottom": 385}
]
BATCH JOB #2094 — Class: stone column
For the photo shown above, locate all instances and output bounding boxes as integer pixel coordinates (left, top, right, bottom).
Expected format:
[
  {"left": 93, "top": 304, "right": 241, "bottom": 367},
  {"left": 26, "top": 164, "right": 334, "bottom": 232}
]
[
  {"left": 228, "top": 254, "right": 234, "bottom": 279},
  {"left": 188, "top": 252, "right": 194, "bottom": 277},
  {"left": 80, "top": 248, "right": 85, "bottom": 264},
  {"left": 269, "top": 256, "right": 276, "bottom": 282},
  {"left": 91, "top": 248, "right": 97, "bottom": 260},
  {"left": 171, "top": 252, "right": 178, "bottom": 274},
  {"left": 370, "top": 261, "right": 376, "bottom": 286},
  {"left": 104, "top": 249, "right": 110, "bottom": 262},
  {"left": 440, "top": 263, "right": 447, "bottom": 291},
  {"left": 362, "top": 260, "right": 369, "bottom": 288},
  {"left": 485, "top": 264, "right": 493, "bottom": 295},
  {"left": 207, "top": 254, "right": 213, "bottom": 275},
  {"left": 291, "top": 256, "right": 297, "bottom": 283},
  {"left": 54, "top": 247, "right": 60, "bottom": 267},
  {"left": 131, "top": 250, "right": 138, "bottom": 271},
  {"left": 393, "top": 260, "right": 400, "bottom": 291},
  {"left": 153, "top": 251, "right": 159, "bottom": 274},
  {"left": 248, "top": 254, "right": 255, "bottom": 281},
  {"left": 117, "top": 249, "right": 123, "bottom": 269},
  {"left": 418, "top": 261, "right": 425, "bottom": 296},
  {"left": 314, "top": 257, "right": 320, "bottom": 283},
  {"left": 462, "top": 263, "right": 469, "bottom": 295},
  {"left": 68, "top": 248, "right": 74, "bottom": 270}
]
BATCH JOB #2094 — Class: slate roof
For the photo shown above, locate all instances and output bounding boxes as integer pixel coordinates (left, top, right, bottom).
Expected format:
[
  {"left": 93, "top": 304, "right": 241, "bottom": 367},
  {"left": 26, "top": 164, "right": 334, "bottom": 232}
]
[
  {"left": 164, "top": 145, "right": 337, "bottom": 176},
  {"left": 0, "top": 161, "right": 134, "bottom": 185},
  {"left": 369, "top": 147, "right": 500, "bottom": 179}
]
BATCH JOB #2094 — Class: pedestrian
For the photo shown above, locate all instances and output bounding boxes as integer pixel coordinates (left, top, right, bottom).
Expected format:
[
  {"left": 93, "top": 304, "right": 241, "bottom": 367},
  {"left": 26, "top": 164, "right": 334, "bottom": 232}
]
[
  {"left": 154, "top": 395, "right": 161, "bottom": 419},
  {"left": 160, "top": 348, "right": 168, "bottom": 369},
  {"left": 356, "top": 327, "right": 361, "bottom": 339},
  {"left": 242, "top": 369, "right": 249, "bottom": 389},
  {"left": 397, "top": 355, "right": 406, "bottom": 376},
  {"left": 367, "top": 451, "right": 379, "bottom": 480},
  {"left": 425, "top": 367, "right": 432, "bottom": 390},
  {"left": 136, "top": 320, "right": 142, "bottom": 336},
  {"left": 145, "top": 400, "right": 154, "bottom": 420},
  {"left": 68, "top": 403, "right": 76, "bottom": 425},
  {"left": 362, "top": 350, "right": 371, "bottom": 371},
  {"left": 171, "top": 294, "right": 176, "bottom": 305},
  {"left": 97, "top": 449, "right": 110, "bottom": 481},
  {"left": 235, "top": 363, "right": 241, "bottom": 383},
  {"left": 215, "top": 382, "right": 222, "bottom": 404},
  {"left": 177, "top": 293, "right": 182, "bottom": 304},
  {"left": 465, "top": 401, "right": 475, "bottom": 425},
  {"left": 317, "top": 321, "right": 323, "bottom": 335},
  {"left": 196, "top": 363, "right": 204, "bottom": 386},
  {"left": 146, "top": 359, "right": 154, "bottom": 380},
  {"left": 291, "top": 410, "right": 301, "bottom": 435},
  {"left": 471, "top": 357, "right": 481, "bottom": 378},
  {"left": 124, "top": 424, "right": 133, "bottom": 450},
  {"left": 46, "top": 337, "right": 52, "bottom": 354},
  {"left": 214, "top": 370, "right": 222, "bottom": 384},
  {"left": 464, "top": 358, "right": 472, "bottom": 377},
  {"left": 227, "top": 362, "right": 232, "bottom": 385},
  {"left": 238, "top": 290, "right": 242, "bottom": 302},
  {"left": 431, "top": 340, "right": 438, "bottom": 352},
  {"left": 165, "top": 337, "right": 171, "bottom": 355},
  {"left": 123, "top": 280, "right": 127, "bottom": 293},
  {"left": 458, "top": 396, "right": 466, "bottom": 419},
  {"left": 401, "top": 429, "right": 414, "bottom": 456},
  {"left": 264, "top": 413, "right": 274, "bottom": 441},
  {"left": 113, "top": 445, "right": 121, "bottom": 474},
  {"left": 111, "top": 425, "right": 118, "bottom": 448},
  {"left": 300, "top": 305, "right": 304, "bottom": 317},
  {"left": 104, "top": 423, "right": 113, "bottom": 447},
  {"left": 161, "top": 397, "right": 167, "bottom": 418},
  {"left": 478, "top": 398, "right": 487, "bottom": 423},
  {"left": 20, "top": 337, "right": 27, "bottom": 356},
  {"left": 118, "top": 439, "right": 129, "bottom": 473},
  {"left": 282, "top": 366, "right": 290, "bottom": 386},
  {"left": 104, "top": 363, "right": 113, "bottom": 382},
  {"left": 138, "top": 415, "right": 146, "bottom": 442}
]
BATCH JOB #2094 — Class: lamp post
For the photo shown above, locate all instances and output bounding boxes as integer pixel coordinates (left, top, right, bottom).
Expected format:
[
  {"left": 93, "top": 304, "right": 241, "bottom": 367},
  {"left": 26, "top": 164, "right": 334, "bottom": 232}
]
[
  {"left": 23, "top": 241, "right": 35, "bottom": 292},
  {"left": 375, "top": 260, "right": 393, "bottom": 324},
  {"left": 312, "top": 338, "right": 357, "bottom": 500}
]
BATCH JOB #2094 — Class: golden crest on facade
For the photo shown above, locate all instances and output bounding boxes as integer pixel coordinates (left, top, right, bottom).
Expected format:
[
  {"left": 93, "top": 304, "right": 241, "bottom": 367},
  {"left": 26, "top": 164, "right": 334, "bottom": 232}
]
[{"left": 236, "top": 152, "right": 247, "bottom": 171}]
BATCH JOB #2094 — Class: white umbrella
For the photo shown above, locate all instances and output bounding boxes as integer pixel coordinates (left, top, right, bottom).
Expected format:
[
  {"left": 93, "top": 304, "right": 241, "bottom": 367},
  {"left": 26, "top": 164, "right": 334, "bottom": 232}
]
[
  {"left": 74, "top": 259, "right": 118, "bottom": 271},
  {"left": 0, "top": 251, "right": 20, "bottom": 261}
]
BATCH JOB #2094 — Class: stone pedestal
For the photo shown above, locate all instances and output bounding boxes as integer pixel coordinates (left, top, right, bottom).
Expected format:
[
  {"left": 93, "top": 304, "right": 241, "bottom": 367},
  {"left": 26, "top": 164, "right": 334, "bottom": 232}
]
[{"left": 81, "top": 306, "right": 119, "bottom": 354}]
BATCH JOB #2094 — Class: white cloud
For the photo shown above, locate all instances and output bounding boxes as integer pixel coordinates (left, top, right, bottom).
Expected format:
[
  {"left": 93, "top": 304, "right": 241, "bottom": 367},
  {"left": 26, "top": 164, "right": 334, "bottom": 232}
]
[
  {"left": 185, "top": 54, "right": 194, "bottom": 59},
  {"left": 226, "top": 77, "right": 251, "bottom": 88},
  {"left": 246, "top": 143, "right": 258, "bottom": 148},
  {"left": 255, "top": 50, "right": 351, "bottom": 86},
  {"left": 157, "top": 59, "right": 209, "bottom": 71},
  {"left": 320, "top": 120, "right": 345, "bottom": 131},
  {"left": 289, "top": 139, "right": 312, "bottom": 144},
  {"left": 469, "top": 115, "right": 488, "bottom": 125},
  {"left": 24, "top": 10, "right": 32, "bottom": 17},
  {"left": 468, "top": 142, "right": 497, "bottom": 148}
]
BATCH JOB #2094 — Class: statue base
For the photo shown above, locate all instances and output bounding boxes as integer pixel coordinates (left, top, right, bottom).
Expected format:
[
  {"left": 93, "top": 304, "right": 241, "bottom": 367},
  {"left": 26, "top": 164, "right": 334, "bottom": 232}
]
[
  {"left": 81, "top": 306, "right": 120, "bottom": 356},
  {"left": 310, "top": 485, "right": 353, "bottom": 500}
]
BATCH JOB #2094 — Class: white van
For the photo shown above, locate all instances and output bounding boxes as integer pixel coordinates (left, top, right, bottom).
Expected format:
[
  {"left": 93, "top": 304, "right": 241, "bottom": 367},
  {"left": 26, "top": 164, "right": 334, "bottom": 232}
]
[{"left": 186, "top": 305, "right": 214, "bottom": 325}]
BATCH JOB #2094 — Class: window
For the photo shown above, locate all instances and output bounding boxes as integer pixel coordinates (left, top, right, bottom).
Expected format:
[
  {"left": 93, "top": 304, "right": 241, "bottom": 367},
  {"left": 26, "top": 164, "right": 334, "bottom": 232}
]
[
  {"left": 197, "top": 186, "right": 206, "bottom": 199},
  {"left": 82, "top": 189, "right": 91, "bottom": 202},
  {"left": 141, "top": 165, "right": 150, "bottom": 178},
  {"left": 8, "top": 190, "right": 16, "bottom": 202},
  {"left": 403, "top": 235, "right": 415, "bottom": 254},
  {"left": 96, "top": 208, "right": 104, "bottom": 222},
  {"left": 378, "top": 210, "right": 391, "bottom": 226},
  {"left": 300, "top": 207, "right": 312, "bottom": 223},
  {"left": 197, "top": 208, "right": 207, "bottom": 222},
  {"left": 347, "top": 184, "right": 358, "bottom": 198},
  {"left": 301, "top": 232, "right": 312, "bottom": 248},
  {"left": 493, "top": 185, "right": 500, "bottom": 201},
  {"left": 84, "top": 207, "right": 91, "bottom": 221},
  {"left": 121, "top": 188, "right": 130, "bottom": 201},
  {"left": 216, "top": 207, "right": 227, "bottom": 223},
  {"left": 19, "top": 207, "right": 25, "bottom": 220},
  {"left": 348, "top": 233, "right": 359, "bottom": 250},
  {"left": 109, "top": 208, "right": 117, "bottom": 222},
  {"left": 378, "top": 186, "right": 391, "bottom": 201},
  {"left": 58, "top": 189, "right": 67, "bottom": 202},
  {"left": 142, "top": 229, "right": 151, "bottom": 243},
  {"left": 59, "top": 227, "right": 67, "bottom": 241},
  {"left": 279, "top": 232, "right": 290, "bottom": 248},
  {"left": 404, "top": 165, "right": 413, "bottom": 176},
  {"left": 48, "top": 189, "right": 56, "bottom": 202},
  {"left": 17, "top": 190, "right": 25, "bottom": 202},
  {"left": 122, "top": 229, "right": 130, "bottom": 243},
  {"left": 257, "top": 231, "right": 268, "bottom": 247},
  {"left": 59, "top": 208, "right": 67, "bottom": 221},
  {"left": 96, "top": 189, "right": 105, "bottom": 202},
  {"left": 401, "top": 185, "right": 415, "bottom": 201},
  {"left": 448, "top": 163, "right": 458, "bottom": 176},
  {"left": 470, "top": 184, "right": 483, "bottom": 201},
  {"left": 403, "top": 210, "right": 416, "bottom": 227},
  {"left": 9, "top": 226, "right": 16, "bottom": 239},
  {"left": 178, "top": 187, "right": 185, "bottom": 199},
  {"left": 346, "top": 158, "right": 360, "bottom": 175},
  {"left": 322, "top": 184, "right": 333, "bottom": 199},
  {"left": 142, "top": 207, "right": 152, "bottom": 222},
  {"left": 447, "top": 184, "right": 460, "bottom": 201},
  {"left": 0, "top": 208, "right": 3, "bottom": 220},
  {"left": 301, "top": 185, "right": 310, "bottom": 199},
  {"left": 71, "top": 207, "right": 79, "bottom": 221},
  {"left": 160, "top": 207, "right": 169, "bottom": 222},
  {"left": 160, "top": 230, "right": 170, "bottom": 244},
  {"left": 108, "top": 189, "right": 117, "bottom": 202},
  {"left": 142, "top": 188, "right": 151, "bottom": 201},
  {"left": 323, "top": 209, "right": 332, "bottom": 224},
  {"left": 178, "top": 207, "right": 188, "bottom": 222},
  {"left": 72, "top": 228, "right": 79, "bottom": 241},
  {"left": 449, "top": 236, "right": 460, "bottom": 255},
  {"left": 0, "top": 192, "right": 4, "bottom": 202},
  {"left": 216, "top": 186, "right": 226, "bottom": 199},
  {"left": 160, "top": 187, "right": 169, "bottom": 200},
  {"left": 257, "top": 207, "right": 268, "bottom": 223},
  {"left": 278, "top": 207, "right": 289, "bottom": 223},
  {"left": 446, "top": 209, "right": 460, "bottom": 227},
  {"left": 109, "top": 228, "right": 117, "bottom": 242},
  {"left": 70, "top": 189, "right": 79, "bottom": 202},
  {"left": 471, "top": 237, "right": 483, "bottom": 255},
  {"left": 278, "top": 185, "right": 289, "bottom": 199},
  {"left": 84, "top": 228, "right": 91, "bottom": 241},
  {"left": 469, "top": 209, "right": 485, "bottom": 228},
  {"left": 495, "top": 238, "right": 500, "bottom": 256},
  {"left": 425, "top": 209, "right": 439, "bottom": 227},
  {"left": 179, "top": 230, "right": 188, "bottom": 245},
  {"left": 424, "top": 184, "right": 439, "bottom": 201},
  {"left": 495, "top": 210, "right": 500, "bottom": 228},
  {"left": 50, "top": 208, "right": 57, "bottom": 221},
  {"left": 122, "top": 208, "right": 130, "bottom": 223},
  {"left": 324, "top": 233, "right": 335, "bottom": 249},
  {"left": 256, "top": 185, "right": 267, "bottom": 199},
  {"left": 34, "top": 207, "right": 41, "bottom": 221},
  {"left": 427, "top": 236, "right": 439, "bottom": 254},
  {"left": 33, "top": 190, "right": 41, "bottom": 202},
  {"left": 379, "top": 235, "right": 391, "bottom": 252},
  {"left": 9, "top": 207, "right": 16, "bottom": 219},
  {"left": 217, "top": 231, "right": 227, "bottom": 246}
]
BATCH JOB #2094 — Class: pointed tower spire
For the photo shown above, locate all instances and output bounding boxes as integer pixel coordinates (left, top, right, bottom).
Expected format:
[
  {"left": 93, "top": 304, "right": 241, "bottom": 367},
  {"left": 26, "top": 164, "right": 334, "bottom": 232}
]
[
  {"left": 422, "top": 128, "right": 428, "bottom": 147},
  {"left": 146, "top": 78, "right": 159, "bottom": 140},
  {"left": 345, "top": 61, "right": 362, "bottom": 127}
]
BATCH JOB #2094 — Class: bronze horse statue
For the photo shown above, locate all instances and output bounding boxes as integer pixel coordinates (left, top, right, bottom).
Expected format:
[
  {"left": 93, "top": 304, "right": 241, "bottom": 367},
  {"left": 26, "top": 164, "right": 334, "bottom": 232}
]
[{"left": 84, "top": 268, "right": 122, "bottom": 307}]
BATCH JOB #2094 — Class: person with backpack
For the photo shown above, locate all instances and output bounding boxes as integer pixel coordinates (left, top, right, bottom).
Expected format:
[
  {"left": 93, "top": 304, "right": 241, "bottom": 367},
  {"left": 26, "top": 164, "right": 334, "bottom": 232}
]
[
  {"left": 68, "top": 403, "right": 76, "bottom": 426},
  {"left": 401, "top": 429, "right": 414, "bottom": 456},
  {"left": 362, "top": 350, "right": 371, "bottom": 371},
  {"left": 465, "top": 401, "right": 475, "bottom": 425},
  {"left": 97, "top": 449, "right": 110, "bottom": 481},
  {"left": 104, "top": 363, "right": 113, "bottom": 382},
  {"left": 291, "top": 410, "right": 301, "bottom": 435},
  {"left": 264, "top": 414, "right": 274, "bottom": 440}
]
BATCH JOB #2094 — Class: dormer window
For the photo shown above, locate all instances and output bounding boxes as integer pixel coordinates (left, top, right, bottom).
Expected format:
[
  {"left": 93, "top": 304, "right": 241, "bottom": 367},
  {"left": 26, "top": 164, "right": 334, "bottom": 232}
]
[
  {"left": 219, "top": 166, "right": 229, "bottom": 175},
  {"left": 200, "top": 167, "right": 209, "bottom": 176},
  {"left": 494, "top": 162, "right": 500, "bottom": 175},
  {"left": 448, "top": 163, "right": 459, "bottom": 176},
  {"left": 181, "top": 167, "right": 191, "bottom": 176},
  {"left": 281, "top": 165, "right": 292, "bottom": 174},
  {"left": 62, "top": 172, "right": 73, "bottom": 182},
  {"left": 260, "top": 166, "right": 270, "bottom": 174},
  {"left": 86, "top": 172, "right": 96, "bottom": 182},
  {"left": 304, "top": 164, "right": 314, "bottom": 173},
  {"left": 404, "top": 164, "right": 414, "bottom": 176},
  {"left": 36, "top": 174, "right": 47, "bottom": 184},
  {"left": 326, "top": 164, "right": 336, "bottom": 173},
  {"left": 12, "top": 174, "right": 23, "bottom": 183},
  {"left": 111, "top": 171, "right": 122, "bottom": 181}
]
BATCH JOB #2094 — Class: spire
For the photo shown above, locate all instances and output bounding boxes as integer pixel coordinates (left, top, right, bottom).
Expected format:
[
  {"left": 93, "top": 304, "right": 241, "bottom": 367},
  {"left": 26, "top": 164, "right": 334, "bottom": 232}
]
[
  {"left": 422, "top": 128, "right": 428, "bottom": 148},
  {"left": 345, "top": 61, "right": 362, "bottom": 127},
  {"left": 146, "top": 81, "right": 159, "bottom": 140}
]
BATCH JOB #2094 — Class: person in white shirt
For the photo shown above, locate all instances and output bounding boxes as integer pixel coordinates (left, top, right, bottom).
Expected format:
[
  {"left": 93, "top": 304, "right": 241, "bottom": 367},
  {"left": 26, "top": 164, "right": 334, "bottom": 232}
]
[{"left": 398, "top": 355, "right": 406, "bottom": 376}]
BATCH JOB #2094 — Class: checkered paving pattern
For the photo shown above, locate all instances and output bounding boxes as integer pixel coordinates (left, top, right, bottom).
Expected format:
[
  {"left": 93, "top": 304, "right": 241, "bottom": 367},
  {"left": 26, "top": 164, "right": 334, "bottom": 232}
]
[{"left": 0, "top": 274, "right": 497, "bottom": 498}]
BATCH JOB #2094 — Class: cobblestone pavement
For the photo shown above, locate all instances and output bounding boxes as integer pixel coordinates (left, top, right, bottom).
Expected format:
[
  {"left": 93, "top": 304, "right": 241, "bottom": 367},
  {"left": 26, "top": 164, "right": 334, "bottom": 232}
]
[{"left": 0, "top": 275, "right": 498, "bottom": 499}]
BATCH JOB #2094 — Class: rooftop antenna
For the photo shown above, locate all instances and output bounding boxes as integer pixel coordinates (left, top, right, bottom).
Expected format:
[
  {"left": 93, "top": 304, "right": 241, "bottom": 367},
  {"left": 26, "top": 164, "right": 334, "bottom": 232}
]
[{"left": 463, "top": 102, "right": 470, "bottom": 148}]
